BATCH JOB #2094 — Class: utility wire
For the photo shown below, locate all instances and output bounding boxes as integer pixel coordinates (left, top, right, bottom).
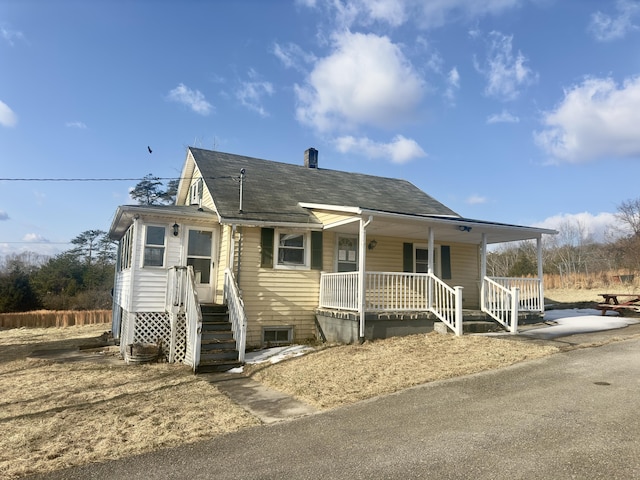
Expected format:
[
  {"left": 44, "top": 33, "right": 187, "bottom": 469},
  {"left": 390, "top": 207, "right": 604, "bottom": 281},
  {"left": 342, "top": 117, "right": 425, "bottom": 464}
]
[{"left": 0, "top": 175, "right": 240, "bottom": 182}]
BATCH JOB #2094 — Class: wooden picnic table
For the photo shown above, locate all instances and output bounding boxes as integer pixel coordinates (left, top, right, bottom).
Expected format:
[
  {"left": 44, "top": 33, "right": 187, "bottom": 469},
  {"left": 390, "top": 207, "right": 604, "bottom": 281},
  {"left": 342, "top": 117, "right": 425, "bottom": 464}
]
[{"left": 596, "top": 293, "right": 640, "bottom": 316}]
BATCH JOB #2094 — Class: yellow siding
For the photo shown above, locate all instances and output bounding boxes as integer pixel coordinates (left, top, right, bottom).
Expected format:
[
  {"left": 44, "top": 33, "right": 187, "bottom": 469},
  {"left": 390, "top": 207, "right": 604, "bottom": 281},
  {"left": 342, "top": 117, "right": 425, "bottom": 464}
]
[
  {"left": 312, "top": 210, "right": 357, "bottom": 226},
  {"left": 237, "top": 227, "right": 320, "bottom": 347}
]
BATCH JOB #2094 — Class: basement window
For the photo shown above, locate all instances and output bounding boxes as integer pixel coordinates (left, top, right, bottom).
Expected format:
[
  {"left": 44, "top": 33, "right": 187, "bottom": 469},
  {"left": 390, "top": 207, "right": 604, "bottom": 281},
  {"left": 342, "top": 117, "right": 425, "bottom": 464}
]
[{"left": 262, "top": 327, "right": 293, "bottom": 347}]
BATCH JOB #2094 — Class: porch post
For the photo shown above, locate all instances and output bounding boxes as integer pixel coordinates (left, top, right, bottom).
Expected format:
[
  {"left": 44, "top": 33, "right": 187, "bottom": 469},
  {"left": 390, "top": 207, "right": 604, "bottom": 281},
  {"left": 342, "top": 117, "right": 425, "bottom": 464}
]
[
  {"left": 480, "top": 233, "right": 487, "bottom": 311},
  {"left": 537, "top": 235, "right": 544, "bottom": 311},
  {"left": 358, "top": 216, "right": 372, "bottom": 342},
  {"left": 428, "top": 227, "right": 434, "bottom": 309}
]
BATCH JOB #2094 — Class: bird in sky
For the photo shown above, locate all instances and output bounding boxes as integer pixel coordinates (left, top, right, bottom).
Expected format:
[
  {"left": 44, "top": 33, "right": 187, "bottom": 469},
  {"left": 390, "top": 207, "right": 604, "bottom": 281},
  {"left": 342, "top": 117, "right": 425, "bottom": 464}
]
[{"left": 147, "top": 146, "right": 152, "bottom": 154}]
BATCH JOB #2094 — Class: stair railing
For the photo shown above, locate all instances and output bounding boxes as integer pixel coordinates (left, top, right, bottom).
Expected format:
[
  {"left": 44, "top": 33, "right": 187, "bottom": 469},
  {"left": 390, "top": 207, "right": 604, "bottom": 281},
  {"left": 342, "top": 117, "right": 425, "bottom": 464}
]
[
  {"left": 224, "top": 268, "right": 247, "bottom": 362},
  {"left": 167, "top": 266, "right": 203, "bottom": 369},
  {"left": 481, "top": 276, "right": 519, "bottom": 334}
]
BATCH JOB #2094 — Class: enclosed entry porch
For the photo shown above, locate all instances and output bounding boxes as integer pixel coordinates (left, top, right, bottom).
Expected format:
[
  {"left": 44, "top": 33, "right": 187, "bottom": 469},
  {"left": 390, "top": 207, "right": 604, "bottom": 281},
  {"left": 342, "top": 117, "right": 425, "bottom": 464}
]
[{"left": 306, "top": 206, "right": 554, "bottom": 343}]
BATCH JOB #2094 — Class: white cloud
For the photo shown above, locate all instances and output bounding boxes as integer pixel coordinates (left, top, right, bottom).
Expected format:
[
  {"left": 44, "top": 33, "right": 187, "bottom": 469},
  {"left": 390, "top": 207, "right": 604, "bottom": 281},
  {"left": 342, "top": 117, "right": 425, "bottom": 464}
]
[
  {"left": 487, "top": 110, "right": 519, "bottom": 124},
  {"left": 533, "top": 212, "right": 622, "bottom": 244},
  {"left": 235, "top": 70, "right": 274, "bottom": 117},
  {"left": 166, "top": 83, "right": 213, "bottom": 115},
  {"left": 534, "top": 76, "right": 640, "bottom": 163},
  {"left": 0, "top": 100, "right": 18, "bottom": 127},
  {"left": 65, "top": 121, "right": 87, "bottom": 129},
  {"left": 23, "top": 233, "right": 49, "bottom": 243},
  {"left": 474, "top": 31, "right": 537, "bottom": 101},
  {"left": 295, "top": 31, "right": 425, "bottom": 132},
  {"left": 414, "top": 0, "right": 523, "bottom": 29},
  {"left": 302, "top": 0, "right": 523, "bottom": 30},
  {"left": 0, "top": 210, "right": 8, "bottom": 221},
  {"left": 1, "top": 26, "right": 25, "bottom": 46},
  {"left": 466, "top": 195, "right": 487, "bottom": 205},
  {"left": 589, "top": 0, "right": 640, "bottom": 42},
  {"left": 273, "top": 42, "right": 317, "bottom": 72},
  {"left": 334, "top": 134, "right": 427, "bottom": 164},
  {"left": 444, "top": 67, "right": 460, "bottom": 102}
]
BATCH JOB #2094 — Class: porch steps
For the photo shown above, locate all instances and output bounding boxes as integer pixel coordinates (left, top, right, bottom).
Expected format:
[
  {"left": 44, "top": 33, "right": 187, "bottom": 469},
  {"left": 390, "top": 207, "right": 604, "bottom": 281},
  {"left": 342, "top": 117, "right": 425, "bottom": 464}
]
[{"left": 197, "top": 304, "right": 242, "bottom": 373}]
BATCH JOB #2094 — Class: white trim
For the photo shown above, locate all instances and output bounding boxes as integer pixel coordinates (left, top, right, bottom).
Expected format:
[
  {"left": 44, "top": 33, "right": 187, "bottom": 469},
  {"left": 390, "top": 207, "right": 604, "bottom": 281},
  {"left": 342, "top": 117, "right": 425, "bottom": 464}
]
[
  {"left": 299, "top": 202, "right": 362, "bottom": 214},
  {"left": 142, "top": 224, "right": 167, "bottom": 268},
  {"left": 323, "top": 216, "right": 361, "bottom": 230}
]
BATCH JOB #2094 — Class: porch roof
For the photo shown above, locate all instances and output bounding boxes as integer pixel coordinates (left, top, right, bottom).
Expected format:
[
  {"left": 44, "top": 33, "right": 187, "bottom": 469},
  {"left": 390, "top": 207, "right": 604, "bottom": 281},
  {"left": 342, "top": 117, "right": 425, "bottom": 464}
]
[
  {"left": 311, "top": 205, "right": 557, "bottom": 245},
  {"left": 108, "top": 204, "right": 218, "bottom": 239}
]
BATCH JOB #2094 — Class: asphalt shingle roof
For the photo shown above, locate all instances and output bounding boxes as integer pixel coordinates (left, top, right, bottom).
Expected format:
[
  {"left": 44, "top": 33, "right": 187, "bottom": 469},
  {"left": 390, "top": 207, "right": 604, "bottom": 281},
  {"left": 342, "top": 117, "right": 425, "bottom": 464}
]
[{"left": 190, "top": 148, "right": 460, "bottom": 224}]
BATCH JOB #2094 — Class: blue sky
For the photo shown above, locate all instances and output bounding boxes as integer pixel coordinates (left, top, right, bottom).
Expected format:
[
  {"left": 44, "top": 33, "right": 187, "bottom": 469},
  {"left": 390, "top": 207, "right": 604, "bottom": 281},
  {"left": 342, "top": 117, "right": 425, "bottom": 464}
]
[{"left": 2, "top": 0, "right": 640, "bottom": 257}]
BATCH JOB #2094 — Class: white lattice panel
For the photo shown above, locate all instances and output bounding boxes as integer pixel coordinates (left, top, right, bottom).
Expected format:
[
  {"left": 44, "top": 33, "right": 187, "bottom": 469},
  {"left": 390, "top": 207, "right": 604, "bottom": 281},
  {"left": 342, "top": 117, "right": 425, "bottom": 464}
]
[
  {"left": 131, "top": 311, "right": 189, "bottom": 364},
  {"left": 134, "top": 312, "right": 170, "bottom": 358},
  {"left": 172, "top": 312, "right": 187, "bottom": 363}
]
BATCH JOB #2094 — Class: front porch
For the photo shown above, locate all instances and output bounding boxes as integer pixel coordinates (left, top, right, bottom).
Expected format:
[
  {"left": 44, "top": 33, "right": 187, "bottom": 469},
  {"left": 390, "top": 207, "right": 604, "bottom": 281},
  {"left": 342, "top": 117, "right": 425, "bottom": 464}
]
[{"left": 317, "top": 271, "right": 544, "bottom": 343}]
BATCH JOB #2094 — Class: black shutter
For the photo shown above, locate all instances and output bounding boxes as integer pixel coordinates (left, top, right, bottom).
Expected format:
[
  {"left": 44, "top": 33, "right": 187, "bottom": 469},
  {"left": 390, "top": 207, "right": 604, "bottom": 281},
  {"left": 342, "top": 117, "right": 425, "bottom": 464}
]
[
  {"left": 441, "top": 245, "right": 451, "bottom": 279},
  {"left": 311, "top": 231, "right": 323, "bottom": 270},
  {"left": 403, "top": 243, "right": 413, "bottom": 272},
  {"left": 261, "top": 228, "right": 274, "bottom": 268}
]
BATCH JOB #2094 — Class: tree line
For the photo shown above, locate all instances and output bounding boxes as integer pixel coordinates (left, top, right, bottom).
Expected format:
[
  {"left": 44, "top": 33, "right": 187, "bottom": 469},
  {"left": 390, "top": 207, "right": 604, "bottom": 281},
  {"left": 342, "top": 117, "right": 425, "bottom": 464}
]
[{"left": 0, "top": 174, "right": 176, "bottom": 313}]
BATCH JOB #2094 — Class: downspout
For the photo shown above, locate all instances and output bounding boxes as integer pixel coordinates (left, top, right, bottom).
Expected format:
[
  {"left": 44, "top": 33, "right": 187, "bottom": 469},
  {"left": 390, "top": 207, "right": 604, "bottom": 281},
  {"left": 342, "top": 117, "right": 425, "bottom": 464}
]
[
  {"left": 358, "top": 215, "right": 373, "bottom": 343},
  {"left": 236, "top": 226, "right": 243, "bottom": 287}
]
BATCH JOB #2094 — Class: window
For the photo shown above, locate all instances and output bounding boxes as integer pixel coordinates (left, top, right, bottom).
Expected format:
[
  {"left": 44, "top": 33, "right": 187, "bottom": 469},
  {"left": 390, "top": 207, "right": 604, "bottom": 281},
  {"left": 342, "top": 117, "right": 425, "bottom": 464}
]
[
  {"left": 337, "top": 236, "right": 358, "bottom": 272},
  {"left": 276, "top": 231, "right": 308, "bottom": 268},
  {"left": 414, "top": 244, "right": 441, "bottom": 276},
  {"left": 143, "top": 225, "right": 166, "bottom": 267},
  {"left": 263, "top": 327, "right": 292, "bottom": 346},
  {"left": 189, "top": 178, "right": 203, "bottom": 205},
  {"left": 118, "top": 225, "right": 133, "bottom": 271}
]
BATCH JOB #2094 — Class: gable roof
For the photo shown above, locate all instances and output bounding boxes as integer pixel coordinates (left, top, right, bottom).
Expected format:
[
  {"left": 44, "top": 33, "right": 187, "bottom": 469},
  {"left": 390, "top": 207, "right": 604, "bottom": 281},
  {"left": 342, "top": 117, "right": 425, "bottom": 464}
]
[{"left": 189, "top": 147, "right": 460, "bottom": 225}]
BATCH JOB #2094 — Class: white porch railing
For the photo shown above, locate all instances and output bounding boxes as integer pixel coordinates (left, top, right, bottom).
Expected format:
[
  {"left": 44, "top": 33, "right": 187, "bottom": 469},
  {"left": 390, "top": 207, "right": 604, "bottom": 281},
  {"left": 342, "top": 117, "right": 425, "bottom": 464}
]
[
  {"left": 319, "top": 272, "right": 463, "bottom": 336},
  {"left": 166, "top": 266, "right": 202, "bottom": 370},
  {"left": 482, "top": 277, "right": 519, "bottom": 334},
  {"left": 223, "top": 268, "right": 247, "bottom": 363},
  {"left": 489, "top": 276, "right": 543, "bottom": 312}
]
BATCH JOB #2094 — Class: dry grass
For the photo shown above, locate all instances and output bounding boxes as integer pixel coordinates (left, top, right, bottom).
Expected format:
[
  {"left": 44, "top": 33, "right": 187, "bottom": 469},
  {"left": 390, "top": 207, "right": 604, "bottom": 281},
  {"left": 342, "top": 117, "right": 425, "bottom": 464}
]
[
  {"left": 0, "top": 325, "right": 259, "bottom": 479},
  {"left": 0, "top": 287, "right": 622, "bottom": 478},
  {"left": 245, "top": 334, "right": 558, "bottom": 409}
]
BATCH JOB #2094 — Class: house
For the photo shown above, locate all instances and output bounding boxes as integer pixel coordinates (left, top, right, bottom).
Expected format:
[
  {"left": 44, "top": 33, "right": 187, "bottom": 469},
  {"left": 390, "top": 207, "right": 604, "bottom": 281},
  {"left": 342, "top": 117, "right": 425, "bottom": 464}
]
[{"left": 108, "top": 147, "right": 557, "bottom": 372}]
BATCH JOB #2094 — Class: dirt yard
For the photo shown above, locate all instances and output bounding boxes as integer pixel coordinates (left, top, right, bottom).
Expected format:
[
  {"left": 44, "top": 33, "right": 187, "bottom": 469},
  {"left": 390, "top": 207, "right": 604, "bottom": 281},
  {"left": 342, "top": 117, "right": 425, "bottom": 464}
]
[{"left": 0, "top": 288, "right": 622, "bottom": 478}]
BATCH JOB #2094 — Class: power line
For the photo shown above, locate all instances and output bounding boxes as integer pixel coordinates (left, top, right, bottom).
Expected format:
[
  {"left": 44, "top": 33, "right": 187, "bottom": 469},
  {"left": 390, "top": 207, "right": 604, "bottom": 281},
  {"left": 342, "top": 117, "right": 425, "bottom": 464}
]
[{"left": 0, "top": 175, "right": 239, "bottom": 182}]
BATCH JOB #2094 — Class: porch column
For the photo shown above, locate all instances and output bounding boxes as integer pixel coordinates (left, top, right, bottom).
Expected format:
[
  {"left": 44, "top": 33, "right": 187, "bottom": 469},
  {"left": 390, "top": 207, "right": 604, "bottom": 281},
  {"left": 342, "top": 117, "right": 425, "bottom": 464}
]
[
  {"left": 428, "top": 227, "right": 434, "bottom": 309},
  {"left": 480, "top": 233, "right": 487, "bottom": 311},
  {"left": 358, "top": 216, "right": 372, "bottom": 342},
  {"left": 537, "top": 235, "right": 544, "bottom": 309}
]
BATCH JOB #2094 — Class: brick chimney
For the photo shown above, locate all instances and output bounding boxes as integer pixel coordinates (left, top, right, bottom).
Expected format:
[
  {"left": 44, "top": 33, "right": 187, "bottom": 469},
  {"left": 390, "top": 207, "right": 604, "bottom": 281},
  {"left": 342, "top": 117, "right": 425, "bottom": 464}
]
[{"left": 304, "top": 148, "right": 318, "bottom": 169}]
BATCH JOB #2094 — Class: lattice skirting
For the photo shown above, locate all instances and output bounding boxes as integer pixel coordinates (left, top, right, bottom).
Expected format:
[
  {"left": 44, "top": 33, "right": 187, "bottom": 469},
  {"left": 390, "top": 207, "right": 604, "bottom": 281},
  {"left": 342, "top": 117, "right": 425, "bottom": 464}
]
[{"left": 118, "top": 311, "right": 188, "bottom": 364}]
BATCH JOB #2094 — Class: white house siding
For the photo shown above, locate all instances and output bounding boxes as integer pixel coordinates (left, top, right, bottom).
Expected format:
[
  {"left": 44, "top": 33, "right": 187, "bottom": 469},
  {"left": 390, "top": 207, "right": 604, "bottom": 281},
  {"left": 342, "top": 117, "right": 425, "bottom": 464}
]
[
  {"left": 113, "top": 269, "right": 131, "bottom": 310},
  {"left": 130, "top": 220, "right": 183, "bottom": 312},
  {"left": 238, "top": 227, "right": 320, "bottom": 348}
]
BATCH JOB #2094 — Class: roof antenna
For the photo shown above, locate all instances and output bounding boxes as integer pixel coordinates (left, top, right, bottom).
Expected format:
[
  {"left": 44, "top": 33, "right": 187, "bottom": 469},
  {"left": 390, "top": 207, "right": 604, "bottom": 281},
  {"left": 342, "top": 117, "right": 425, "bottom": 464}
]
[{"left": 239, "top": 168, "right": 246, "bottom": 214}]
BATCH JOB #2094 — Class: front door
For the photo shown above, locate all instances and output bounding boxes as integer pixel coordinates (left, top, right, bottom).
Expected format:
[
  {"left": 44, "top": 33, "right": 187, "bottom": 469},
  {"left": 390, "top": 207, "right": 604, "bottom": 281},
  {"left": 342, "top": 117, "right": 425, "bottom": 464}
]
[{"left": 186, "top": 229, "right": 216, "bottom": 304}]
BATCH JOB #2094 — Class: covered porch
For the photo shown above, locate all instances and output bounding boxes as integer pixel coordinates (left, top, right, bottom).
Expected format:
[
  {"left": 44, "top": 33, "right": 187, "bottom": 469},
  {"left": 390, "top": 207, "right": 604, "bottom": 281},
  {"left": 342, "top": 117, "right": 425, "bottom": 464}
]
[{"left": 304, "top": 204, "right": 556, "bottom": 342}]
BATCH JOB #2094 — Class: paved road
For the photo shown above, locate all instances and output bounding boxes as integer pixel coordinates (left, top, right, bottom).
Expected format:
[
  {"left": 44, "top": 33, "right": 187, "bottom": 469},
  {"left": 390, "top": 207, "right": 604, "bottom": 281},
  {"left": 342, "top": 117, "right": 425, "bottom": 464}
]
[{"left": 33, "top": 338, "right": 640, "bottom": 479}]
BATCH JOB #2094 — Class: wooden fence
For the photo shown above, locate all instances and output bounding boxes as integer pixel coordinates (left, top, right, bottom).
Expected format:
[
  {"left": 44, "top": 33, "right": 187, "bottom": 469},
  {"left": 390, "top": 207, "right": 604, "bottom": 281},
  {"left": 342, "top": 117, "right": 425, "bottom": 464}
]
[{"left": 0, "top": 310, "right": 112, "bottom": 329}]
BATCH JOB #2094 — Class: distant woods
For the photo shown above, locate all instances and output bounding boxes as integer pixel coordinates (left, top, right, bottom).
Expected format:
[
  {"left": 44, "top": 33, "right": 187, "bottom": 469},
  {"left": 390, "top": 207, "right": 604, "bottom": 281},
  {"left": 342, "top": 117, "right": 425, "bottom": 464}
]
[{"left": 0, "top": 230, "right": 116, "bottom": 312}]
